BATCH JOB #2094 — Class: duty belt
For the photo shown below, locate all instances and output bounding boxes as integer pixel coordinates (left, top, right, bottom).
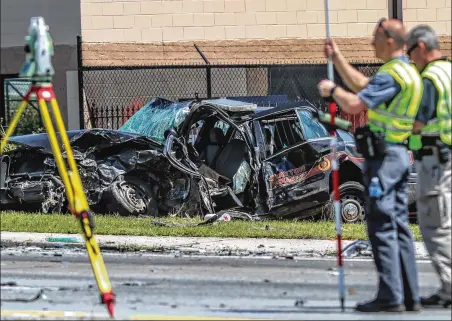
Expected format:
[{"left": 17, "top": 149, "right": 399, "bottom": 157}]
[
  {"left": 372, "top": 132, "right": 409, "bottom": 147},
  {"left": 418, "top": 146, "right": 436, "bottom": 157},
  {"left": 417, "top": 145, "right": 451, "bottom": 162}
]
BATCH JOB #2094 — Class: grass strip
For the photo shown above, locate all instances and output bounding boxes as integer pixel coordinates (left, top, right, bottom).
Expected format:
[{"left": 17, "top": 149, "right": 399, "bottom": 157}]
[{"left": 1, "top": 211, "right": 422, "bottom": 241}]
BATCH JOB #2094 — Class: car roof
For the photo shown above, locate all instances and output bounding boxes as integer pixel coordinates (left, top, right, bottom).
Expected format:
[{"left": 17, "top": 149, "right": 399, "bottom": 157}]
[
  {"left": 200, "top": 98, "right": 257, "bottom": 112},
  {"left": 197, "top": 98, "right": 319, "bottom": 117},
  {"left": 250, "top": 100, "right": 319, "bottom": 119}
]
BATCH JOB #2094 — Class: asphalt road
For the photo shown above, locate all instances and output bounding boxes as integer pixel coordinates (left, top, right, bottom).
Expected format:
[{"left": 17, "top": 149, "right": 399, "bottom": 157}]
[{"left": 1, "top": 249, "right": 451, "bottom": 320}]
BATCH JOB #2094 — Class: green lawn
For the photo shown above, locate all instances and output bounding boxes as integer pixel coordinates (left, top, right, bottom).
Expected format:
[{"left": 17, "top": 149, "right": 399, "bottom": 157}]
[{"left": 0, "top": 211, "right": 422, "bottom": 241}]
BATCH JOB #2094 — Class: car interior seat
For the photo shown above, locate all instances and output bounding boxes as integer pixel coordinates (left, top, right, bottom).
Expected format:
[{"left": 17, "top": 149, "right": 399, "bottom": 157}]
[
  {"left": 213, "top": 139, "right": 248, "bottom": 181},
  {"left": 204, "top": 127, "right": 226, "bottom": 167}
]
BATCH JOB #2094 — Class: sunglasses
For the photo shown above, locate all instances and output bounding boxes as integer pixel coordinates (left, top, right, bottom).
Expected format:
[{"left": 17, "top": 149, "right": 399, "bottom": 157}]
[
  {"left": 407, "top": 43, "right": 419, "bottom": 56},
  {"left": 374, "top": 18, "right": 392, "bottom": 38}
]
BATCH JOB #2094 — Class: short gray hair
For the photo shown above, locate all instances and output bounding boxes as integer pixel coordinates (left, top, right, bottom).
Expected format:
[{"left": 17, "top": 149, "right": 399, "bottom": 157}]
[{"left": 406, "top": 25, "right": 440, "bottom": 51}]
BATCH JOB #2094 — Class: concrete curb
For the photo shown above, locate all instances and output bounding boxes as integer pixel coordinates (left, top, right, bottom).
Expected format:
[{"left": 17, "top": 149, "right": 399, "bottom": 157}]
[{"left": 0, "top": 231, "right": 430, "bottom": 259}]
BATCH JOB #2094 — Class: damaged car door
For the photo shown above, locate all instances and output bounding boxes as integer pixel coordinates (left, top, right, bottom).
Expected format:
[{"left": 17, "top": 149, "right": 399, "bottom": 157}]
[
  {"left": 257, "top": 109, "right": 329, "bottom": 219},
  {"left": 164, "top": 100, "right": 257, "bottom": 215}
]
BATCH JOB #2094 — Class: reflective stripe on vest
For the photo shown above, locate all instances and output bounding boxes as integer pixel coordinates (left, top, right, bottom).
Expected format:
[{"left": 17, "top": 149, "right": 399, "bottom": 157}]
[
  {"left": 421, "top": 60, "right": 452, "bottom": 145},
  {"left": 368, "top": 59, "right": 423, "bottom": 143}
]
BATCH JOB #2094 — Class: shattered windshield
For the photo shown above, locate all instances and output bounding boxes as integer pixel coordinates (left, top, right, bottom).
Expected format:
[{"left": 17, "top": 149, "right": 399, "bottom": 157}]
[{"left": 119, "top": 98, "right": 191, "bottom": 144}]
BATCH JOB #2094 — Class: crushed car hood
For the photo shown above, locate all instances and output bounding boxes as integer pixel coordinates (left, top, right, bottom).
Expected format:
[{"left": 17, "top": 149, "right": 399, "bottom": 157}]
[
  {"left": 8, "top": 130, "right": 85, "bottom": 153},
  {"left": 6, "top": 129, "right": 170, "bottom": 196},
  {"left": 7, "top": 129, "right": 163, "bottom": 154}
]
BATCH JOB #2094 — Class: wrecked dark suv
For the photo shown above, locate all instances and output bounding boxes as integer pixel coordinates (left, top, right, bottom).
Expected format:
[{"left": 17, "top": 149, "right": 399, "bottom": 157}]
[
  {"left": 0, "top": 97, "right": 417, "bottom": 223},
  {"left": 163, "top": 98, "right": 371, "bottom": 222}
]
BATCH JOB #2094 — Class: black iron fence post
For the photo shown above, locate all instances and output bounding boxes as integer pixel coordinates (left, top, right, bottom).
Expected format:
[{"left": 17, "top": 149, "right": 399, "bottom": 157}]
[
  {"left": 194, "top": 44, "right": 212, "bottom": 99},
  {"left": 77, "top": 35, "right": 85, "bottom": 129},
  {"left": 206, "top": 66, "right": 212, "bottom": 99}
]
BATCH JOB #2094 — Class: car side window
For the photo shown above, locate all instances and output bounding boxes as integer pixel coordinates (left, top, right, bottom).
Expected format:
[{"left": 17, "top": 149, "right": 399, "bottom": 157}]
[
  {"left": 214, "top": 120, "right": 230, "bottom": 135},
  {"left": 259, "top": 110, "right": 304, "bottom": 157},
  {"left": 188, "top": 120, "right": 203, "bottom": 145},
  {"left": 297, "top": 110, "right": 329, "bottom": 140}
]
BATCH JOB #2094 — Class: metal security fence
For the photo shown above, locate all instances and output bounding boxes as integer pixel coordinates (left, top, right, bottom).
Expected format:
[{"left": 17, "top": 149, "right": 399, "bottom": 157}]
[
  {"left": 80, "top": 66, "right": 209, "bottom": 129},
  {"left": 78, "top": 49, "right": 381, "bottom": 130},
  {"left": 1, "top": 78, "right": 43, "bottom": 135}
]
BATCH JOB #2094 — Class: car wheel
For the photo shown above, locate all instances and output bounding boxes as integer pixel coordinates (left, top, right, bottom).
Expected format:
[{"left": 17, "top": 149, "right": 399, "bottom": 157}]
[
  {"left": 104, "top": 176, "right": 159, "bottom": 217},
  {"left": 327, "top": 181, "right": 366, "bottom": 223}
]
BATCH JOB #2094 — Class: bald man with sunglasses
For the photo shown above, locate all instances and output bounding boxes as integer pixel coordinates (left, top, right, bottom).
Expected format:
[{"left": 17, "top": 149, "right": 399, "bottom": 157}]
[{"left": 317, "top": 18, "right": 422, "bottom": 313}]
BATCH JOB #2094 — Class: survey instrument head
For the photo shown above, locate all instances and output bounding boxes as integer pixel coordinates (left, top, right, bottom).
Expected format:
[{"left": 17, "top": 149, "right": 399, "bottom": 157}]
[{"left": 19, "top": 17, "right": 55, "bottom": 82}]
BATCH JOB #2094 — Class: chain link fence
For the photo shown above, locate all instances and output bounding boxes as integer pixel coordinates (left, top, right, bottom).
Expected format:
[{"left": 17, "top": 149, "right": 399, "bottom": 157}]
[
  {"left": 1, "top": 78, "right": 43, "bottom": 135},
  {"left": 79, "top": 62, "right": 381, "bottom": 130}
]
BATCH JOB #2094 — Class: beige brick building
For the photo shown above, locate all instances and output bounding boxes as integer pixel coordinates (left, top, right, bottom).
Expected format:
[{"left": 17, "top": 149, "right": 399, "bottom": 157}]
[
  {"left": 1, "top": 0, "right": 451, "bottom": 129},
  {"left": 80, "top": 0, "right": 451, "bottom": 66}
]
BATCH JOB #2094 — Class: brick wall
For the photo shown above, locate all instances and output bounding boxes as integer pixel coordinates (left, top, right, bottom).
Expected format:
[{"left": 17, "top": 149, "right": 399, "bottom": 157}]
[
  {"left": 403, "top": 0, "right": 451, "bottom": 35},
  {"left": 81, "top": 0, "right": 395, "bottom": 43}
]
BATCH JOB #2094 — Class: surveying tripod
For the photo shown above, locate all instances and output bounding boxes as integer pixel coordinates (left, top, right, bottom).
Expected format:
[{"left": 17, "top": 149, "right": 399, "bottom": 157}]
[{"left": 0, "top": 17, "right": 116, "bottom": 317}]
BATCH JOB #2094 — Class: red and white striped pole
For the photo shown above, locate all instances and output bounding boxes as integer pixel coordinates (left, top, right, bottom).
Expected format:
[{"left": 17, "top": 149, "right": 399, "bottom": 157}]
[{"left": 324, "top": 0, "right": 345, "bottom": 312}]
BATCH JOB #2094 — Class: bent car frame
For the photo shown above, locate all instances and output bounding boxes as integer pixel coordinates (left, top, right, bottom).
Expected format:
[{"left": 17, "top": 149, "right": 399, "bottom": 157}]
[
  {"left": 162, "top": 98, "right": 414, "bottom": 222},
  {"left": 0, "top": 97, "right": 417, "bottom": 223}
]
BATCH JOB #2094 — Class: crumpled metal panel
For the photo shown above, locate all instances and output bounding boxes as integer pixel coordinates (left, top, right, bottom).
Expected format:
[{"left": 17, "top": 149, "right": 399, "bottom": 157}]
[{"left": 3, "top": 127, "right": 178, "bottom": 213}]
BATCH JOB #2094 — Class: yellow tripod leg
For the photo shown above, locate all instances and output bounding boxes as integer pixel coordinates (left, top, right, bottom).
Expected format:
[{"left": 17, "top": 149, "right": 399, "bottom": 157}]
[
  {"left": 42, "top": 96, "right": 115, "bottom": 317},
  {"left": 0, "top": 98, "right": 29, "bottom": 154},
  {"left": 48, "top": 98, "right": 114, "bottom": 292},
  {"left": 37, "top": 98, "right": 75, "bottom": 209},
  {"left": 3, "top": 87, "right": 115, "bottom": 317}
]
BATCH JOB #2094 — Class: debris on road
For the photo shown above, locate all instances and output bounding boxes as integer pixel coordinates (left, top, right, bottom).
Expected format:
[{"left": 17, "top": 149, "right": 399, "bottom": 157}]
[{"left": 341, "top": 240, "right": 373, "bottom": 258}]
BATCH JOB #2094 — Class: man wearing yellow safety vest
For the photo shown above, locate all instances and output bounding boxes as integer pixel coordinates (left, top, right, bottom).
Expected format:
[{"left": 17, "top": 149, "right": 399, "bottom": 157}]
[
  {"left": 317, "top": 18, "right": 421, "bottom": 313},
  {"left": 406, "top": 25, "right": 451, "bottom": 309}
]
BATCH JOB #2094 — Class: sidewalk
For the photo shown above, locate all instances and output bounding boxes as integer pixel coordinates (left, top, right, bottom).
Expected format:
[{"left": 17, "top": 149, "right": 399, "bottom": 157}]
[{"left": 0, "top": 231, "right": 430, "bottom": 259}]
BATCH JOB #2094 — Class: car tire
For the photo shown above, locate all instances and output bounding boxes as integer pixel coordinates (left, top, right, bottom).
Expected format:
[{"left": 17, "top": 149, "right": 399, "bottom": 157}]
[
  {"left": 104, "top": 176, "right": 159, "bottom": 217},
  {"left": 326, "top": 181, "right": 366, "bottom": 224}
]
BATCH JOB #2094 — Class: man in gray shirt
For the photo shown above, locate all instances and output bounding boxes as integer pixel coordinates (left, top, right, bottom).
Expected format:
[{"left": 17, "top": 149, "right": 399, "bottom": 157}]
[{"left": 407, "top": 24, "right": 451, "bottom": 309}]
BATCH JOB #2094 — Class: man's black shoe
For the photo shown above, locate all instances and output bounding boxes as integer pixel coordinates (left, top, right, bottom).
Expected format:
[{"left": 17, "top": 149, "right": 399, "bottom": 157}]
[
  {"left": 405, "top": 302, "right": 421, "bottom": 312},
  {"left": 355, "top": 299, "right": 405, "bottom": 312},
  {"left": 421, "top": 294, "right": 451, "bottom": 308}
]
